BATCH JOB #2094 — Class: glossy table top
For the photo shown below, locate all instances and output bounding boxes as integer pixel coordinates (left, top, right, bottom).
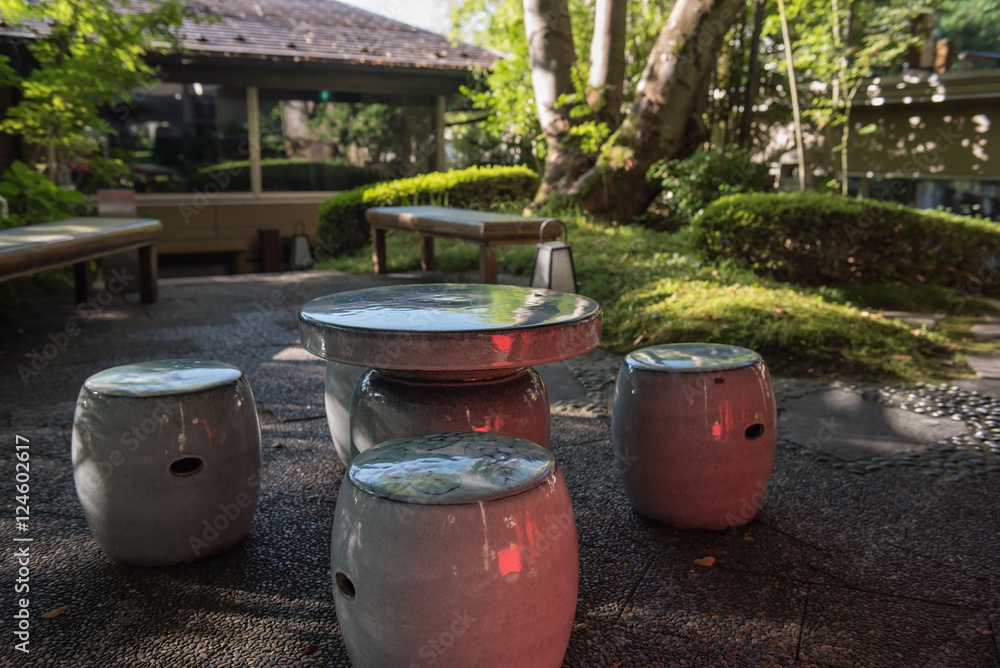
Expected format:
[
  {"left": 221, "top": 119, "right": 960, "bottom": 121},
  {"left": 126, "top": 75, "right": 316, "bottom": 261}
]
[
  {"left": 84, "top": 360, "right": 243, "bottom": 397},
  {"left": 626, "top": 343, "right": 762, "bottom": 373},
  {"left": 299, "top": 283, "right": 602, "bottom": 370},
  {"left": 348, "top": 431, "right": 555, "bottom": 505}
]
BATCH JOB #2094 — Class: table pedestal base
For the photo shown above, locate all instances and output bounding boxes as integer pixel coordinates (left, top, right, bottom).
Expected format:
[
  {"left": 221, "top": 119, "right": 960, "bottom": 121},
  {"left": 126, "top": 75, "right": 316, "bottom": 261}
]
[
  {"left": 350, "top": 368, "right": 549, "bottom": 459},
  {"left": 324, "top": 361, "right": 368, "bottom": 466}
]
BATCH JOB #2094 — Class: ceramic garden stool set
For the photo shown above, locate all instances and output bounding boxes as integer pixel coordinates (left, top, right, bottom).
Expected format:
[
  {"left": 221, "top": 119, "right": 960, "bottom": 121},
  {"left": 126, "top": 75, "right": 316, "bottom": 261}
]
[
  {"left": 332, "top": 431, "right": 578, "bottom": 668},
  {"left": 298, "top": 283, "right": 603, "bottom": 464},
  {"left": 611, "top": 343, "right": 778, "bottom": 530},
  {"left": 71, "top": 359, "right": 262, "bottom": 566}
]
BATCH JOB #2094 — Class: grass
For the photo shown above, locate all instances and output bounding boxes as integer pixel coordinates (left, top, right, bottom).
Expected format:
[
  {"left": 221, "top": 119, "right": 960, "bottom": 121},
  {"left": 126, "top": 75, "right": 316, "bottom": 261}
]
[{"left": 315, "top": 202, "right": 999, "bottom": 383}]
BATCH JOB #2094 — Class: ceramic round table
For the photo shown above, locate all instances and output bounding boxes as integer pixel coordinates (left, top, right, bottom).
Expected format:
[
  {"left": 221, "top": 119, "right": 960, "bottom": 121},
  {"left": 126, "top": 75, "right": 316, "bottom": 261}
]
[{"left": 298, "top": 283, "right": 602, "bottom": 462}]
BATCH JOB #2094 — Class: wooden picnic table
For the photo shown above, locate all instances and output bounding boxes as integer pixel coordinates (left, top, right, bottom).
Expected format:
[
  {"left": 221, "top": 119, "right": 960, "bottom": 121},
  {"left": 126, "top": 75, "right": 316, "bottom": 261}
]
[{"left": 365, "top": 206, "right": 563, "bottom": 284}]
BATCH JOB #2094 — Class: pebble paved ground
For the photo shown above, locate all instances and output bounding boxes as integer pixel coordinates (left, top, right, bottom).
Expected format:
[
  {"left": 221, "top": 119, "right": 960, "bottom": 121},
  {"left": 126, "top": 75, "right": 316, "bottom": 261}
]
[{"left": 0, "top": 269, "right": 998, "bottom": 666}]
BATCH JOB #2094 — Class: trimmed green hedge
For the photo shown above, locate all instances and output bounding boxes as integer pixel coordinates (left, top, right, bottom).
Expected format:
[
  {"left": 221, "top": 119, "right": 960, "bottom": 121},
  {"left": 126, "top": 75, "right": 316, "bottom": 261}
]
[
  {"left": 185, "top": 159, "right": 391, "bottom": 192},
  {"left": 315, "top": 165, "right": 540, "bottom": 256},
  {"left": 693, "top": 192, "right": 1000, "bottom": 292}
]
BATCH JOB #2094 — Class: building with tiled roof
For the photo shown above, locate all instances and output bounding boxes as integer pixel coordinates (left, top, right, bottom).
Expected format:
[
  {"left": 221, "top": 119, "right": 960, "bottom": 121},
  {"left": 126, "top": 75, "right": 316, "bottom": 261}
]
[
  {"left": 0, "top": 0, "right": 500, "bottom": 272},
  {"left": 143, "top": 0, "right": 498, "bottom": 94}
]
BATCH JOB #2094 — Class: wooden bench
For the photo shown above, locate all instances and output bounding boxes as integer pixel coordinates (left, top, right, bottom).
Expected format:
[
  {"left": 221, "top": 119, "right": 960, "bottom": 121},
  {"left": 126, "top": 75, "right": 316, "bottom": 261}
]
[
  {"left": 0, "top": 216, "right": 161, "bottom": 303},
  {"left": 365, "top": 206, "right": 563, "bottom": 284},
  {"left": 158, "top": 239, "right": 249, "bottom": 274}
]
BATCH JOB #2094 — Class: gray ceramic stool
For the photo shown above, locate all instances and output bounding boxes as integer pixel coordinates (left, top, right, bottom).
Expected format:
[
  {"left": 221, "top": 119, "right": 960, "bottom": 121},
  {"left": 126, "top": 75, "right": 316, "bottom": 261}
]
[
  {"left": 611, "top": 343, "right": 777, "bottom": 530},
  {"left": 332, "top": 431, "right": 578, "bottom": 668},
  {"left": 72, "top": 360, "right": 262, "bottom": 566}
]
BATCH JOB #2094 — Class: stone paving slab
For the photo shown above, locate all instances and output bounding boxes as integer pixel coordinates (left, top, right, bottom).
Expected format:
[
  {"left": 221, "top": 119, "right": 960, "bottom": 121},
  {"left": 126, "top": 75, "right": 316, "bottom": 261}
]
[
  {"left": 618, "top": 567, "right": 807, "bottom": 666},
  {"left": 536, "top": 361, "right": 588, "bottom": 403},
  {"left": 965, "top": 354, "right": 1000, "bottom": 379},
  {"left": 799, "top": 586, "right": 997, "bottom": 667},
  {"left": 971, "top": 322, "right": 1000, "bottom": 339},
  {"left": 881, "top": 310, "right": 941, "bottom": 328},
  {"left": 778, "top": 389, "right": 968, "bottom": 460}
]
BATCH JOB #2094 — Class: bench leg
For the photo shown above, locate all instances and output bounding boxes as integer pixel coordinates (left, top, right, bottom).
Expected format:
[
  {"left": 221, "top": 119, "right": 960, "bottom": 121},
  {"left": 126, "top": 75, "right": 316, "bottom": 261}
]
[
  {"left": 372, "top": 227, "right": 388, "bottom": 274},
  {"left": 479, "top": 244, "right": 498, "bottom": 284},
  {"left": 232, "top": 250, "right": 247, "bottom": 275},
  {"left": 420, "top": 236, "right": 435, "bottom": 272},
  {"left": 138, "top": 244, "right": 158, "bottom": 303},
  {"left": 74, "top": 261, "right": 94, "bottom": 303}
]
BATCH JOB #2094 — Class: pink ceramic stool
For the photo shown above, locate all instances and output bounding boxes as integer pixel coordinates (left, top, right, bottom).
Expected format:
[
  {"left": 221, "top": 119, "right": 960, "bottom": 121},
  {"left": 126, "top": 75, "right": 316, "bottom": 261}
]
[
  {"left": 611, "top": 343, "right": 777, "bottom": 530},
  {"left": 332, "top": 431, "right": 578, "bottom": 667}
]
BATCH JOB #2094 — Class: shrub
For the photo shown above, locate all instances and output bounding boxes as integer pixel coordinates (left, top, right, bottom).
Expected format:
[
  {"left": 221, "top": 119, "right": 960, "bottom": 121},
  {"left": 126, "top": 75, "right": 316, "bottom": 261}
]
[
  {"left": 646, "top": 145, "right": 772, "bottom": 228},
  {"left": 0, "top": 161, "right": 86, "bottom": 228},
  {"left": 693, "top": 192, "right": 1000, "bottom": 293},
  {"left": 185, "top": 159, "right": 393, "bottom": 192},
  {"left": 315, "top": 165, "right": 540, "bottom": 256}
]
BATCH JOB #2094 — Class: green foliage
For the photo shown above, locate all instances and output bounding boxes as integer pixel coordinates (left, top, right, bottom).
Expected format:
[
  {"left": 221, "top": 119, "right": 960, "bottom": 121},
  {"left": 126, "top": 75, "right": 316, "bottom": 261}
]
[
  {"left": 557, "top": 68, "right": 612, "bottom": 155},
  {"left": 938, "top": 0, "right": 1000, "bottom": 53},
  {"left": 0, "top": 0, "right": 188, "bottom": 174},
  {"left": 693, "top": 192, "right": 1000, "bottom": 293},
  {"left": 762, "top": 0, "right": 936, "bottom": 190},
  {"left": 315, "top": 165, "right": 540, "bottom": 256},
  {"left": 0, "top": 161, "right": 86, "bottom": 228},
  {"left": 451, "top": 0, "right": 541, "bottom": 160},
  {"left": 646, "top": 145, "right": 772, "bottom": 228},
  {"left": 185, "top": 159, "right": 392, "bottom": 192},
  {"left": 445, "top": 109, "right": 536, "bottom": 169},
  {"left": 450, "top": 0, "right": 669, "bottom": 164},
  {"left": 76, "top": 156, "right": 134, "bottom": 194}
]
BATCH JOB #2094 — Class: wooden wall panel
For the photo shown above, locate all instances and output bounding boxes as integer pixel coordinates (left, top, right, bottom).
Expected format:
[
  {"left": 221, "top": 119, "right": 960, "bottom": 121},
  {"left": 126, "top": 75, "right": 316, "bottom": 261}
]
[{"left": 142, "top": 200, "right": 322, "bottom": 259}]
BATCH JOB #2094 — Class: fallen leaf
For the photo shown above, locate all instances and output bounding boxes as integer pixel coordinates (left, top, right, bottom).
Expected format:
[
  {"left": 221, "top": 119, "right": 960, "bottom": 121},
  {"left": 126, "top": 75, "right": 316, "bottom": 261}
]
[
  {"left": 303, "top": 643, "right": 316, "bottom": 654},
  {"left": 42, "top": 605, "right": 68, "bottom": 619},
  {"left": 743, "top": 529, "right": 754, "bottom": 541},
  {"left": 694, "top": 556, "right": 715, "bottom": 567}
]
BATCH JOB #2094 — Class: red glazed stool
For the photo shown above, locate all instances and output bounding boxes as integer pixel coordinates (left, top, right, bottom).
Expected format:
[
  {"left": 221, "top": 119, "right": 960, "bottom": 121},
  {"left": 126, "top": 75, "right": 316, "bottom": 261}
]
[
  {"left": 611, "top": 343, "right": 777, "bottom": 530},
  {"left": 331, "top": 431, "right": 578, "bottom": 667}
]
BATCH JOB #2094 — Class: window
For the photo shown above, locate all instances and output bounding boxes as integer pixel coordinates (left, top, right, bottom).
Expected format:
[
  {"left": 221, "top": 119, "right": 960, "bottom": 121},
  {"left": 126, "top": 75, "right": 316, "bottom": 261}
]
[
  {"left": 103, "top": 83, "right": 251, "bottom": 193},
  {"left": 256, "top": 90, "right": 437, "bottom": 191}
]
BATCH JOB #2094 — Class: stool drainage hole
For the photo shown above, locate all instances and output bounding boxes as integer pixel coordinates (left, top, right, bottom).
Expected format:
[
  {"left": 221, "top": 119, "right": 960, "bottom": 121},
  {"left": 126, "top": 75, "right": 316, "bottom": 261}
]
[
  {"left": 744, "top": 424, "right": 765, "bottom": 440},
  {"left": 169, "top": 457, "right": 204, "bottom": 476},
  {"left": 335, "top": 572, "right": 356, "bottom": 599}
]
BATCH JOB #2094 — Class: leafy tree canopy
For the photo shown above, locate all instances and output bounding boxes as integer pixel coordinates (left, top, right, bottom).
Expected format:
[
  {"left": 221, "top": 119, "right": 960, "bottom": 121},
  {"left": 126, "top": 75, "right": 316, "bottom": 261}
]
[
  {"left": 937, "top": 0, "right": 1000, "bottom": 53},
  {"left": 0, "top": 0, "right": 189, "bottom": 176},
  {"left": 450, "top": 0, "right": 669, "bottom": 164}
]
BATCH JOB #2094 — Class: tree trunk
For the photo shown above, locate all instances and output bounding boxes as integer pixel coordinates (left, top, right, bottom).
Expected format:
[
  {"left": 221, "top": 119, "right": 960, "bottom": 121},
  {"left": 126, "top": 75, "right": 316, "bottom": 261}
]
[
  {"left": 777, "top": 0, "right": 806, "bottom": 192},
  {"left": 524, "top": 0, "right": 587, "bottom": 208},
  {"left": 739, "top": 0, "right": 767, "bottom": 148},
  {"left": 281, "top": 100, "right": 332, "bottom": 162},
  {"left": 574, "top": 0, "right": 744, "bottom": 222},
  {"left": 587, "top": 0, "right": 628, "bottom": 129}
]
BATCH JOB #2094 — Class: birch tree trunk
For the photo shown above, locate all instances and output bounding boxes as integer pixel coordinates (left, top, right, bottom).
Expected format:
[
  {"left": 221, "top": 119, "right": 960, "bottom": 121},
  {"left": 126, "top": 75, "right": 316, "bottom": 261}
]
[
  {"left": 572, "top": 0, "right": 744, "bottom": 221},
  {"left": 523, "top": 0, "right": 586, "bottom": 206},
  {"left": 587, "top": 0, "right": 627, "bottom": 129}
]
